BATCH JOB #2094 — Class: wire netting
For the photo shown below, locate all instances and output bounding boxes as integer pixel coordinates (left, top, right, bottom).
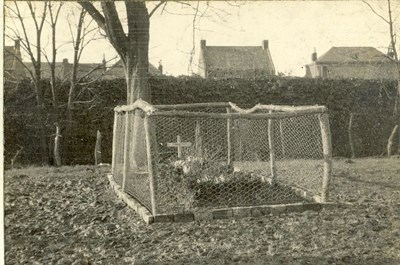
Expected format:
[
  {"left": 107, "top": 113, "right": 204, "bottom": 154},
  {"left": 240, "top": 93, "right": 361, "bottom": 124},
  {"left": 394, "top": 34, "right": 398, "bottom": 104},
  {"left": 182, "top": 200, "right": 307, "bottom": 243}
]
[
  {"left": 112, "top": 110, "right": 152, "bottom": 211},
  {"left": 123, "top": 110, "right": 152, "bottom": 210},
  {"left": 113, "top": 112, "right": 125, "bottom": 186},
  {"left": 112, "top": 103, "right": 329, "bottom": 215}
]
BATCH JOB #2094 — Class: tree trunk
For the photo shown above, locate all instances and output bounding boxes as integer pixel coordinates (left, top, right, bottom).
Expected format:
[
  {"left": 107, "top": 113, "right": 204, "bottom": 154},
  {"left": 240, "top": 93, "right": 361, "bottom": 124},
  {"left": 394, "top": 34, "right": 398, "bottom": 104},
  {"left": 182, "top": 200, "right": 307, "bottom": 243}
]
[
  {"left": 35, "top": 80, "right": 48, "bottom": 165},
  {"left": 396, "top": 75, "right": 400, "bottom": 154},
  {"left": 123, "top": 3, "right": 150, "bottom": 169},
  {"left": 68, "top": 9, "right": 86, "bottom": 122},
  {"left": 79, "top": 1, "right": 150, "bottom": 168},
  {"left": 124, "top": 4, "right": 150, "bottom": 104},
  {"left": 34, "top": 20, "right": 48, "bottom": 165}
]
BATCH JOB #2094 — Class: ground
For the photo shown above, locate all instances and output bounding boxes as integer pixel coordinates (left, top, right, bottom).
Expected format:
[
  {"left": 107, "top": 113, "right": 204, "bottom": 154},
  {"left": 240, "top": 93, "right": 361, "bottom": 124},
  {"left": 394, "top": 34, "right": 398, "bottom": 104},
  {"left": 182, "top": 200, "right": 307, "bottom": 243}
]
[{"left": 4, "top": 157, "right": 400, "bottom": 264}]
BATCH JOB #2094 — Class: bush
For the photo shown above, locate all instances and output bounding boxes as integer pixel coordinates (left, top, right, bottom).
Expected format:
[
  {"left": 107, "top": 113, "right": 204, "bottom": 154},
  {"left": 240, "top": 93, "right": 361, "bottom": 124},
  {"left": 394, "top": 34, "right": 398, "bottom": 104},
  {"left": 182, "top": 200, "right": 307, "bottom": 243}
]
[{"left": 4, "top": 76, "right": 397, "bottom": 165}]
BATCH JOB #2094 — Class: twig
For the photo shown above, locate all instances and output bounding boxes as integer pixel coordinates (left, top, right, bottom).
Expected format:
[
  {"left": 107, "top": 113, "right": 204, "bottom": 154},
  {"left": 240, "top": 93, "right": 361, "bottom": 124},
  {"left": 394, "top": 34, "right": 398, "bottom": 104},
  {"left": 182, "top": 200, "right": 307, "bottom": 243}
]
[
  {"left": 11, "top": 145, "right": 24, "bottom": 168},
  {"left": 149, "top": 1, "right": 166, "bottom": 17},
  {"left": 362, "top": 0, "right": 390, "bottom": 24}
]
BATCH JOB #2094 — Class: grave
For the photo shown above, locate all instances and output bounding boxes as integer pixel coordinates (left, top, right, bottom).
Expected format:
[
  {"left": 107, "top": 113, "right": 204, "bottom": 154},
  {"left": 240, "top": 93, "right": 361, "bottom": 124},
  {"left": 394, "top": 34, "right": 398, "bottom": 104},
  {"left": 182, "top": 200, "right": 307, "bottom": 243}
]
[{"left": 110, "top": 100, "right": 332, "bottom": 223}]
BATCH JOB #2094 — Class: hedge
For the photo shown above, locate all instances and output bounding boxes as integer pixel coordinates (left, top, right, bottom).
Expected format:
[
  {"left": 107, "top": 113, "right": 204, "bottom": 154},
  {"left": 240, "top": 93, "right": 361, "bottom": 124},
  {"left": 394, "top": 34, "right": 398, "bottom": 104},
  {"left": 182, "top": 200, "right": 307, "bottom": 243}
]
[{"left": 3, "top": 76, "right": 397, "bottom": 166}]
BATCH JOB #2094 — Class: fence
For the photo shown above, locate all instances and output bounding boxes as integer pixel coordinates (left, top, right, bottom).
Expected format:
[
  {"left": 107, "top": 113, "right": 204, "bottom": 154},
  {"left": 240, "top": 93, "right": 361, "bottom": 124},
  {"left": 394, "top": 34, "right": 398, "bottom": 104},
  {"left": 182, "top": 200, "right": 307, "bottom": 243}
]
[{"left": 111, "top": 100, "right": 332, "bottom": 216}]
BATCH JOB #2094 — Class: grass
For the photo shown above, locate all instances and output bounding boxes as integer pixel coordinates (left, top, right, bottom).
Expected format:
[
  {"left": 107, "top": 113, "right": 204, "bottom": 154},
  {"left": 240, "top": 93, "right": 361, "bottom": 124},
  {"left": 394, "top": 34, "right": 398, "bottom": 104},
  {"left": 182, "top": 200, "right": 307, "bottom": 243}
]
[{"left": 4, "top": 157, "right": 400, "bottom": 264}]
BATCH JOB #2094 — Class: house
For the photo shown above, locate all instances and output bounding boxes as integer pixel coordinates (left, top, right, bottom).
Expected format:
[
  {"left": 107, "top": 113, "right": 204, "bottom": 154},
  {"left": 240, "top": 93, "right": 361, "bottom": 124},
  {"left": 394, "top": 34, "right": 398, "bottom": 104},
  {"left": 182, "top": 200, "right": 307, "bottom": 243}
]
[
  {"left": 23, "top": 58, "right": 107, "bottom": 80},
  {"left": 4, "top": 40, "right": 106, "bottom": 80},
  {"left": 4, "top": 40, "right": 26, "bottom": 80},
  {"left": 102, "top": 59, "right": 163, "bottom": 80},
  {"left": 4, "top": 39, "right": 162, "bottom": 81},
  {"left": 197, "top": 40, "right": 275, "bottom": 78},
  {"left": 305, "top": 47, "right": 397, "bottom": 80}
]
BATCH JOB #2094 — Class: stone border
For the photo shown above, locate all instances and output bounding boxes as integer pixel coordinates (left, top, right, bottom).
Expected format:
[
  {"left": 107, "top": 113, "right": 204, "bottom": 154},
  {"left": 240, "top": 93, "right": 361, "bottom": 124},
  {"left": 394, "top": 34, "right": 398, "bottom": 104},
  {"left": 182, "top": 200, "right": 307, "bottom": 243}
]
[
  {"left": 262, "top": 176, "right": 323, "bottom": 203},
  {"left": 108, "top": 174, "right": 340, "bottom": 224},
  {"left": 108, "top": 174, "right": 154, "bottom": 224}
]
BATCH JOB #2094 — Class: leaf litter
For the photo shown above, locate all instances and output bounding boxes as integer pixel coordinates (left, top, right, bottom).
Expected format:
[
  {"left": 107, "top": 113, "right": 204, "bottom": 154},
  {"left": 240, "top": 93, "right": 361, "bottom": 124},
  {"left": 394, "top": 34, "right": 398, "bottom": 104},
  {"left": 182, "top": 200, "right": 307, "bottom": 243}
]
[{"left": 4, "top": 158, "right": 400, "bottom": 264}]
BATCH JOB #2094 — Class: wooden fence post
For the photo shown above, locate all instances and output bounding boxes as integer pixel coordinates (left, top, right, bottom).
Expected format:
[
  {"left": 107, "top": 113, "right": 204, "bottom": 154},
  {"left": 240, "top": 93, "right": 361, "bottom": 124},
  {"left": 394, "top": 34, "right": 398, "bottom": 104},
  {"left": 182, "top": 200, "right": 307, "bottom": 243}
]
[
  {"left": 144, "top": 115, "right": 157, "bottom": 215},
  {"left": 387, "top": 125, "right": 399, "bottom": 157},
  {"left": 95, "top": 130, "right": 102, "bottom": 165},
  {"left": 226, "top": 107, "right": 232, "bottom": 166},
  {"left": 111, "top": 111, "right": 118, "bottom": 175},
  {"left": 348, "top": 113, "right": 355, "bottom": 159},
  {"left": 237, "top": 120, "right": 243, "bottom": 161},
  {"left": 279, "top": 120, "right": 286, "bottom": 157},
  {"left": 54, "top": 123, "right": 61, "bottom": 167},
  {"left": 268, "top": 110, "right": 277, "bottom": 183},
  {"left": 122, "top": 111, "right": 131, "bottom": 191},
  {"left": 319, "top": 113, "right": 333, "bottom": 203},
  {"left": 195, "top": 121, "right": 202, "bottom": 157}
]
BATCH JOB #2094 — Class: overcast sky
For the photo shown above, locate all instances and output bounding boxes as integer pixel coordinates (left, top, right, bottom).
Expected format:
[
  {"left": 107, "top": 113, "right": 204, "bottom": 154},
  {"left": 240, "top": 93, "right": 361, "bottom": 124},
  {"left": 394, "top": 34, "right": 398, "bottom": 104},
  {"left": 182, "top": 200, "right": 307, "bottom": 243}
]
[{"left": 4, "top": 1, "right": 400, "bottom": 77}]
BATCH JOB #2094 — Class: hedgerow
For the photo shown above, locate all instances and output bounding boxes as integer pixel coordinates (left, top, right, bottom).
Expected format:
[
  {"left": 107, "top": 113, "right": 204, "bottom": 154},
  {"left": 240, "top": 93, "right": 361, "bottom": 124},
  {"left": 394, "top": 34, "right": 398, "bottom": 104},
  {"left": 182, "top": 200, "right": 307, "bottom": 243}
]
[{"left": 4, "top": 76, "right": 397, "bottom": 165}]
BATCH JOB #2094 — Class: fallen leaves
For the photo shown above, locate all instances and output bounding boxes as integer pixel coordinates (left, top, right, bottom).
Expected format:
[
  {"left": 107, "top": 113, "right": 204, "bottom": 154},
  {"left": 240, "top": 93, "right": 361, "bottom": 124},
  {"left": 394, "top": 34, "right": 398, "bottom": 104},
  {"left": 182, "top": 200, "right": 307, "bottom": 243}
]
[{"left": 4, "top": 159, "right": 400, "bottom": 264}]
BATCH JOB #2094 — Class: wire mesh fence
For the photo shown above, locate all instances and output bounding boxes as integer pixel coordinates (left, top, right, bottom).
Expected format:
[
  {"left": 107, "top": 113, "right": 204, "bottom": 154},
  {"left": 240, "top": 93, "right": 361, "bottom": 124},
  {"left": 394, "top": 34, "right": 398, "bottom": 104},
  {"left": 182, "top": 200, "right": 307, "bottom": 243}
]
[{"left": 112, "top": 101, "right": 332, "bottom": 215}]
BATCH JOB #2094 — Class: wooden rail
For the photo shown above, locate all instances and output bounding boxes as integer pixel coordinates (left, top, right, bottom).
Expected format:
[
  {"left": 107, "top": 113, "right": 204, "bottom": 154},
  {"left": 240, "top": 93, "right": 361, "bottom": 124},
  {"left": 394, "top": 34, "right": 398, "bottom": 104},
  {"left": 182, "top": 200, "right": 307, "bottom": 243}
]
[
  {"left": 150, "top": 109, "right": 326, "bottom": 120},
  {"left": 229, "top": 102, "right": 327, "bottom": 114}
]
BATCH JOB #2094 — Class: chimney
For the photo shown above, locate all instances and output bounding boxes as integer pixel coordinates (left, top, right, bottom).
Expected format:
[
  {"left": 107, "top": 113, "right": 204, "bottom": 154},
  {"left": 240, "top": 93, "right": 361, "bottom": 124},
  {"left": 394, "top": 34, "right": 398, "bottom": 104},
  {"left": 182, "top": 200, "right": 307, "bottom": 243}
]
[
  {"left": 62, "top": 58, "right": 71, "bottom": 79},
  {"left": 62, "top": 58, "right": 69, "bottom": 66},
  {"left": 158, "top": 60, "right": 163, "bottom": 75},
  {"left": 262, "top": 40, "right": 269, "bottom": 50},
  {"left": 14, "top": 39, "right": 20, "bottom": 50},
  {"left": 200, "top": 40, "right": 206, "bottom": 49},
  {"left": 311, "top": 48, "right": 317, "bottom": 62}
]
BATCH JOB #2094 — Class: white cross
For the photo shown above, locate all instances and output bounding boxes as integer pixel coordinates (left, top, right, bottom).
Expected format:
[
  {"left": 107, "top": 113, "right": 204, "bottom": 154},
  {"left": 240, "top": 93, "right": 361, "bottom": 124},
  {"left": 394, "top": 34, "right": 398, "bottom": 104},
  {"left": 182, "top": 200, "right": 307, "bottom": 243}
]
[{"left": 167, "top": 135, "right": 192, "bottom": 159}]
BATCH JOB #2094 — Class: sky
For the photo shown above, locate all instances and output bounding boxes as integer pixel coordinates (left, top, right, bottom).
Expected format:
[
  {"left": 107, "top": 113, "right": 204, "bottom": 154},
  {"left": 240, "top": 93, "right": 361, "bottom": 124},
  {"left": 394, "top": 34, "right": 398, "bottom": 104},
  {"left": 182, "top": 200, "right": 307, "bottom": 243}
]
[{"left": 4, "top": 1, "right": 400, "bottom": 77}]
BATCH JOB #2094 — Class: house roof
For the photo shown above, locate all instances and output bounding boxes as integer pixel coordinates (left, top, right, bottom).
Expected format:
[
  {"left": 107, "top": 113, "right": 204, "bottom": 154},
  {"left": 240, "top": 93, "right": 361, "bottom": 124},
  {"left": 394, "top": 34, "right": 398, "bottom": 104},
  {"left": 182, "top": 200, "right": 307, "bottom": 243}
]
[
  {"left": 23, "top": 61, "right": 105, "bottom": 79},
  {"left": 202, "top": 45, "right": 275, "bottom": 73},
  {"left": 102, "top": 59, "right": 162, "bottom": 79},
  {"left": 316, "top": 47, "right": 390, "bottom": 64}
]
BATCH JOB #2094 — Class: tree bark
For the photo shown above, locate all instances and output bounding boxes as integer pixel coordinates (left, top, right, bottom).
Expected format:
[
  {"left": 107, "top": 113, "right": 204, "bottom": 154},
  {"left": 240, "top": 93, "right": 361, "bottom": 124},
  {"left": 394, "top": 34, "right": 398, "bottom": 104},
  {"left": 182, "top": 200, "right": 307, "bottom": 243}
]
[
  {"left": 122, "top": 2, "right": 150, "bottom": 168},
  {"left": 80, "top": 1, "right": 150, "bottom": 104},
  {"left": 80, "top": 2, "right": 151, "bottom": 169},
  {"left": 68, "top": 9, "right": 86, "bottom": 121},
  {"left": 387, "top": 0, "right": 400, "bottom": 154},
  {"left": 123, "top": 1, "right": 150, "bottom": 103},
  {"left": 49, "top": 2, "right": 63, "bottom": 166}
]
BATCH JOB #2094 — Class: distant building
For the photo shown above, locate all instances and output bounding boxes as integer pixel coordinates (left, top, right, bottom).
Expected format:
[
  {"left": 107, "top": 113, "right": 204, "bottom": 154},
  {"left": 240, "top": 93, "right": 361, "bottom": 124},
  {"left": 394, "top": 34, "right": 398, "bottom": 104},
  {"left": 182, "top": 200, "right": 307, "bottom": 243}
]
[
  {"left": 4, "top": 39, "right": 162, "bottom": 81},
  {"left": 305, "top": 47, "right": 397, "bottom": 80},
  {"left": 4, "top": 40, "right": 26, "bottom": 80},
  {"left": 23, "top": 58, "right": 107, "bottom": 80},
  {"left": 3, "top": 40, "right": 106, "bottom": 81},
  {"left": 102, "top": 59, "right": 163, "bottom": 80},
  {"left": 197, "top": 40, "right": 275, "bottom": 78}
]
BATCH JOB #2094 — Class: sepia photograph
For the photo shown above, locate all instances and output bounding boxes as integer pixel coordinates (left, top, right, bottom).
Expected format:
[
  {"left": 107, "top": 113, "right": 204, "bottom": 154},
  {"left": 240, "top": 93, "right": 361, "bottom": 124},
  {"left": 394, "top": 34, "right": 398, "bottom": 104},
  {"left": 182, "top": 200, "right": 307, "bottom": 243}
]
[{"left": 2, "top": 0, "right": 400, "bottom": 264}]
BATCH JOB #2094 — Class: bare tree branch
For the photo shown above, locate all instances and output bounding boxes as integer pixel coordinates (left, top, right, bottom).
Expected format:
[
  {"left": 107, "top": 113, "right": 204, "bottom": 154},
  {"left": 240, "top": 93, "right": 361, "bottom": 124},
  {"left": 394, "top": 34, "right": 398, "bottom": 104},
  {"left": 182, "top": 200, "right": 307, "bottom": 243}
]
[
  {"left": 77, "top": 1, "right": 106, "bottom": 31},
  {"left": 363, "top": 0, "right": 390, "bottom": 24},
  {"left": 102, "top": 2, "right": 128, "bottom": 56},
  {"left": 149, "top": 1, "right": 167, "bottom": 17},
  {"left": 76, "top": 55, "right": 119, "bottom": 85},
  {"left": 10, "top": 3, "right": 36, "bottom": 65},
  {"left": 188, "top": 1, "right": 200, "bottom": 74}
]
